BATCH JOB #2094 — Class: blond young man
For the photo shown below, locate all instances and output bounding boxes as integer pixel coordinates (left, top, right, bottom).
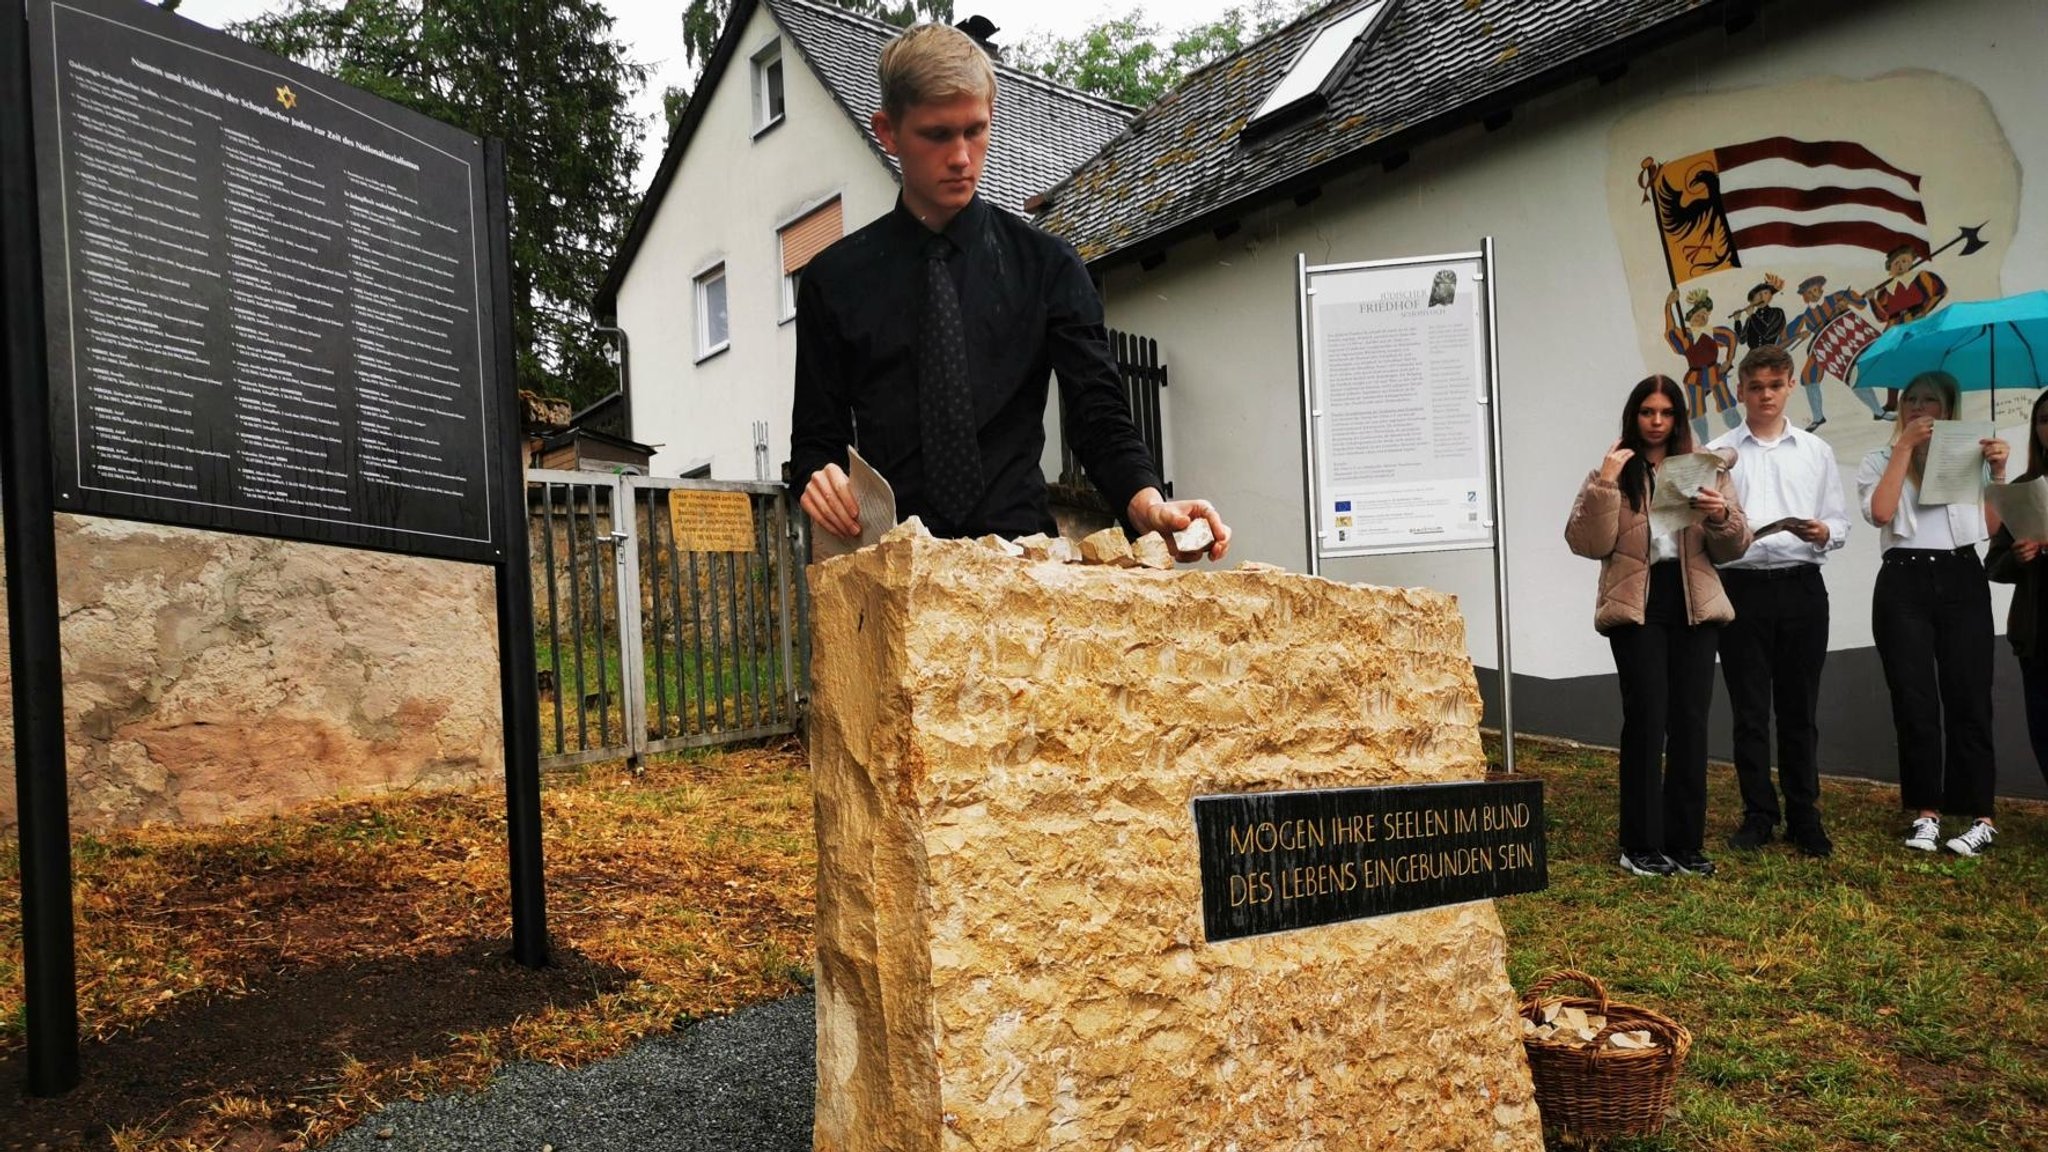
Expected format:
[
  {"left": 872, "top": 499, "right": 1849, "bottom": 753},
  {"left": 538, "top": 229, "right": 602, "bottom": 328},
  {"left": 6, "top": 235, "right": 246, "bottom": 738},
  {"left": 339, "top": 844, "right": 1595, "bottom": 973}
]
[{"left": 789, "top": 24, "right": 1229, "bottom": 557}]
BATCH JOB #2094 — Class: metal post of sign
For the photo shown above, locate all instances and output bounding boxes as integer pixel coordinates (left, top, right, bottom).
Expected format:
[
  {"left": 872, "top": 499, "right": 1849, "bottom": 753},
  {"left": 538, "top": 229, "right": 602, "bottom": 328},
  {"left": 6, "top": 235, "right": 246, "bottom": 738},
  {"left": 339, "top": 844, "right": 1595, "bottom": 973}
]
[
  {"left": 2, "top": 0, "right": 80, "bottom": 1095},
  {"left": 1482, "top": 236, "right": 1517, "bottom": 774},
  {"left": 1296, "top": 253, "right": 1322, "bottom": 578},
  {"left": 486, "top": 139, "right": 548, "bottom": 967}
]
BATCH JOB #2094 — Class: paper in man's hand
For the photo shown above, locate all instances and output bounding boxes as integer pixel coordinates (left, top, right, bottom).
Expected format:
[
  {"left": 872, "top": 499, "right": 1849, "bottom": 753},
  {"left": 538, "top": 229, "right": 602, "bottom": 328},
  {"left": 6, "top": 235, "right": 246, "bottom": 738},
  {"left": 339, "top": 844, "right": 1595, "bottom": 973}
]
[{"left": 811, "top": 447, "right": 899, "bottom": 560}]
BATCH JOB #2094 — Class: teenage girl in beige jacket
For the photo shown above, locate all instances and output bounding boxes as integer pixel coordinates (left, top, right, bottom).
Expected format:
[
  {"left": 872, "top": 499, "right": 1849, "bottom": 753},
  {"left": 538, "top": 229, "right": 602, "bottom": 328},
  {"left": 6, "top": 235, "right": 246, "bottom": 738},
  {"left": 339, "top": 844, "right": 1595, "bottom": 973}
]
[{"left": 1566, "top": 375, "right": 1753, "bottom": 877}]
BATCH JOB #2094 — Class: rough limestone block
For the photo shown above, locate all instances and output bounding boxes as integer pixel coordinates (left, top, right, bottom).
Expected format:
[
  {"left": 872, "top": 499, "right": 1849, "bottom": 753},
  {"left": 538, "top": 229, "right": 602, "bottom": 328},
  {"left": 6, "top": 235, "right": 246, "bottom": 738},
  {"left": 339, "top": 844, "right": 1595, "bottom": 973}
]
[
  {"left": 1046, "top": 537, "right": 1081, "bottom": 564},
  {"left": 807, "top": 532, "right": 1540, "bottom": 1152},
  {"left": 1131, "top": 531, "right": 1175, "bottom": 570},
  {"left": 1078, "top": 526, "right": 1136, "bottom": 566}
]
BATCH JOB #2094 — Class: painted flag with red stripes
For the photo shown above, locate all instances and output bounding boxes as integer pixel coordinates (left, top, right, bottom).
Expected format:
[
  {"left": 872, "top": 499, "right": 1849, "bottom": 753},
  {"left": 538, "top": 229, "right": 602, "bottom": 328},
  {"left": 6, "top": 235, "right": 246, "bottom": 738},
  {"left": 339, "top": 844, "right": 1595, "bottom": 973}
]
[{"left": 1642, "top": 137, "right": 1930, "bottom": 285}]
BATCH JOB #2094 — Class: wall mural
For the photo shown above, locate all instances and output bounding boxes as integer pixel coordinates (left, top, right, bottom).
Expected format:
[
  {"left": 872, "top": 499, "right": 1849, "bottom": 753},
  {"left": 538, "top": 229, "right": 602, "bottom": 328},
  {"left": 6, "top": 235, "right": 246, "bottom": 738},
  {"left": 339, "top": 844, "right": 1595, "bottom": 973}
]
[{"left": 1606, "top": 72, "right": 2021, "bottom": 461}]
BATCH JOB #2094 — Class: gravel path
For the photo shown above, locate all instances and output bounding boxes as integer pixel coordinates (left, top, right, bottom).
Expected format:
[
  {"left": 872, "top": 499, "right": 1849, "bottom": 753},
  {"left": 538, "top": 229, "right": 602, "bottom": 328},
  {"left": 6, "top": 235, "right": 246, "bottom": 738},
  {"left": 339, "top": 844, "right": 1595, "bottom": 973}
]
[{"left": 324, "top": 994, "right": 815, "bottom": 1152}]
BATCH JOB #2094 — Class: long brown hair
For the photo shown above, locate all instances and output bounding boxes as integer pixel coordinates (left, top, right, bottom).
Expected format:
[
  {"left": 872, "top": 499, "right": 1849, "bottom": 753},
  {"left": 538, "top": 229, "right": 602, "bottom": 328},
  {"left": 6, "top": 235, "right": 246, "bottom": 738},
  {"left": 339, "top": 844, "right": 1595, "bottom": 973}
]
[
  {"left": 1617, "top": 375, "right": 1693, "bottom": 513},
  {"left": 2024, "top": 389, "right": 2048, "bottom": 482}
]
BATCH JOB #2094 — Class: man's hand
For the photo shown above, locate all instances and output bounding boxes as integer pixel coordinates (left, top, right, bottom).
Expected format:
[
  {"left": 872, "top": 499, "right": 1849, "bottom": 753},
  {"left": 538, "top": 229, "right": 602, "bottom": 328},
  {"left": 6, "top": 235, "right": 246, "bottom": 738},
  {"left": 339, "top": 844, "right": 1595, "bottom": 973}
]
[
  {"left": 2015, "top": 539, "right": 2044, "bottom": 563},
  {"left": 1789, "top": 518, "right": 1831, "bottom": 546},
  {"left": 1127, "top": 488, "right": 1231, "bottom": 561},
  {"left": 801, "top": 464, "right": 861, "bottom": 539}
]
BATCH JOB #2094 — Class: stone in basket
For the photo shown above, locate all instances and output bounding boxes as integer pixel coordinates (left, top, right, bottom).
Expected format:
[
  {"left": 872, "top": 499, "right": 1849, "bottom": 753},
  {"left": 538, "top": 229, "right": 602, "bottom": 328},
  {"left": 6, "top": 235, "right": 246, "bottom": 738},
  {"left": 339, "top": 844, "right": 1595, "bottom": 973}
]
[{"left": 1519, "top": 969, "right": 1692, "bottom": 1139}]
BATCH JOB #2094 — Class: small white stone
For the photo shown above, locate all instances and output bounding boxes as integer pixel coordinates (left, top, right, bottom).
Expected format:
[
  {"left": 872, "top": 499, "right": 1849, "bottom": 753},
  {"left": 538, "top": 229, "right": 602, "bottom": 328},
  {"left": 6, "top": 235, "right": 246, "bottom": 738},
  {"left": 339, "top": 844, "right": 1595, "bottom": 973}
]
[
  {"left": 1080, "top": 527, "right": 1135, "bottom": 566},
  {"left": 978, "top": 534, "right": 1025, "bottom": 557},
  {"left": 1173, "top": 518, "right": 1215, "bottom": 555},
  {"left": 1013, "top": 533, "right": 1056, "bottom": 560}
]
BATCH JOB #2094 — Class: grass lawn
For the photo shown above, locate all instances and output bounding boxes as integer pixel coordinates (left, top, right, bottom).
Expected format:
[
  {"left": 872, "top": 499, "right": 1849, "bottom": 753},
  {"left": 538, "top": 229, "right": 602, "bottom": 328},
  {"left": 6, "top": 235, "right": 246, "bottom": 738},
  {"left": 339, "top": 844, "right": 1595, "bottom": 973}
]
[{"left": 2, "top": 737, "right": 2043, "bottom": 1150}]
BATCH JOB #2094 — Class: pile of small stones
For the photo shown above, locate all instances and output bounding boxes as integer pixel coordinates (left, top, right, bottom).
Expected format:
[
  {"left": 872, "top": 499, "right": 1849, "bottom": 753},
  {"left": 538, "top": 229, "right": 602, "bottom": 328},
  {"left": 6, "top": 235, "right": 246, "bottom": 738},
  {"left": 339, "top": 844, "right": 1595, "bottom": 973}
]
[
  {"left": 976, "top": 520, "right": 1217, "bottom": 570},
  {"left": 1523, "top": 1002, "right": 1659, "bottom": 1050}
]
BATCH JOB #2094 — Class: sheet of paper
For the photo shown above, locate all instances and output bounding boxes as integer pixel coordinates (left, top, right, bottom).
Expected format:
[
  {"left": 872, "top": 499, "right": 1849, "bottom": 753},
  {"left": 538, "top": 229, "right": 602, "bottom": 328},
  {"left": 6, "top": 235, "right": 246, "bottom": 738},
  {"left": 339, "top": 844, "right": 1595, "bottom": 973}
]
[
  {"left": 1647, "top": 451, "right": 1727, "bottom": 538},
  {"left": 1989, "top": 476, "right": 2048, "bottom": 541},
  {"left": 810, "top": 446, "right": 898, "bottom": 560},
  {"left": 1918, "top": 421, "right": 1995, "bottom": 506}
]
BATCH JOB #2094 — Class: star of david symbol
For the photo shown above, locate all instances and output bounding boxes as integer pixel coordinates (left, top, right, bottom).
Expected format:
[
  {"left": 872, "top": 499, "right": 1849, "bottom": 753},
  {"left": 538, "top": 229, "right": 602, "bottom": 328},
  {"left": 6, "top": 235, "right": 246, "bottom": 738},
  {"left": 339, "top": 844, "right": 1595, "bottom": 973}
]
[{"left": 276, "top": 85, "right": 297, "bottom": 110}]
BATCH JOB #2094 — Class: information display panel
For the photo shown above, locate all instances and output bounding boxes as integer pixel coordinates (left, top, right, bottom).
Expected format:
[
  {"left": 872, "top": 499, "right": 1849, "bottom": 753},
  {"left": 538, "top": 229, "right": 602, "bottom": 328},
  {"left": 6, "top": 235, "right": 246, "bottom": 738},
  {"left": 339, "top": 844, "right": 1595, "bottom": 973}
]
[
  {"left": 27, "top": 0, "right": 502, "bottom": 561},
  {"left": 1306, "top": 255, "right": 1493, "bottom": 557}
]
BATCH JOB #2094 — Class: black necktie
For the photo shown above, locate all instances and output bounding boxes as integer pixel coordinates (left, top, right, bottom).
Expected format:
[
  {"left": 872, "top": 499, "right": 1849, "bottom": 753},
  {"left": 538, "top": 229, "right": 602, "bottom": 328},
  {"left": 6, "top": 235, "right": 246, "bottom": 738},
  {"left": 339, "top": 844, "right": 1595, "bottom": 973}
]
[{"left": 919, "top": 233, "right": 982, "bottom": 527}]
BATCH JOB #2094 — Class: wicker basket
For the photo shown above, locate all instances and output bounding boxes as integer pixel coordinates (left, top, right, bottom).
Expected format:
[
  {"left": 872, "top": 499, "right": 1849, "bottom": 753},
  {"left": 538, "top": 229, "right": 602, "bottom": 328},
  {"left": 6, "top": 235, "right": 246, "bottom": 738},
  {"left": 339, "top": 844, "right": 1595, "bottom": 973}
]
[{"left": 1519, "top": 969, "right": 1691, "bottom": 1139}]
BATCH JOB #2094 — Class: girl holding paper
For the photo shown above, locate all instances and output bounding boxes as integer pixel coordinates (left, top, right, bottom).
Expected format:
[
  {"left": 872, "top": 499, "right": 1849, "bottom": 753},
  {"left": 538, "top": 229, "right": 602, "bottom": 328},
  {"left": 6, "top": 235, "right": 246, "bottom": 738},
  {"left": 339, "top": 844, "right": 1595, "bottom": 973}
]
[
  {"left": 1566, "top": 375, "right": 1751, "bottom": 878},
  {"left": 1984, "top": 388, "right": 2048, "bottom": 795},
  {"left": 1857, "top": 370, "right": 2008, "bottom": 856}
]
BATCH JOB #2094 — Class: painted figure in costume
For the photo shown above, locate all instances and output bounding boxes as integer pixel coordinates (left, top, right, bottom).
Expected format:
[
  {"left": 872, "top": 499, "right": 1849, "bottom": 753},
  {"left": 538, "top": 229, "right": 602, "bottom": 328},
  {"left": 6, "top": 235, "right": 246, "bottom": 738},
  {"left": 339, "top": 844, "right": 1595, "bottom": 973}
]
[
  {"left": 1732, "top": 274, "right": 1787, "bottom": 351},
  {"left": 1784, "top": 274, "right": 1876, "bottom": 429},
  {"left": 1868, "top": 245, "right": 1950, "bottom": 413},
  {"left": 1665, "top": 288, "right": 1740, "bottom": 443}
]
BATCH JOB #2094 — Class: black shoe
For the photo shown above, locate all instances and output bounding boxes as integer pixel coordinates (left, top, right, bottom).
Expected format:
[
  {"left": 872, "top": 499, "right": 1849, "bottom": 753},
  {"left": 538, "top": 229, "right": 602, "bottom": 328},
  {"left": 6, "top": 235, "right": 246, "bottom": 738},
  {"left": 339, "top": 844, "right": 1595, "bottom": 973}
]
[
  {"left": 1727, "top": 821, "right": 1775, "bottom": 851},
  {"left": 1670, "top": 850, "right": 1717, "bottom": 877},
  {"left": 1619, "top": 850, "right": 1678, "bottom": 877},
  {"left": 1790, "top": 824, "right": 1833, "bottom": 857}
]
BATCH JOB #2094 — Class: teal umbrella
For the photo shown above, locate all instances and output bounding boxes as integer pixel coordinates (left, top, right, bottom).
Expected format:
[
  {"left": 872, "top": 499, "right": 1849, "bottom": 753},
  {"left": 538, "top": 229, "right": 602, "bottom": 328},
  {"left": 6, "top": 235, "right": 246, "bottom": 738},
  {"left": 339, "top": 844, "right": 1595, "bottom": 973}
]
[{"left": 1855, "top": 290, "right": 2048, "bottom": 410}]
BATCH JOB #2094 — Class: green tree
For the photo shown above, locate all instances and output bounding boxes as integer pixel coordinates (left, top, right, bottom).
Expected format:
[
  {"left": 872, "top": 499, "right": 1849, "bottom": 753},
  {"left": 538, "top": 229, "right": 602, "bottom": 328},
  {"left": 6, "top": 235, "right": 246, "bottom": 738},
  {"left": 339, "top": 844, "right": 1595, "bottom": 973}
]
[
  {"left": 682, "top": 0, "right": 954, "bottom": 68},
  {"left": 662, "top": 83, "right": 691, "bottom": 136},
  {"left": 1010, "top": 0, "right": 1316, "bottom": 107},
  {"left": 236, "top": 0, "right": 647, "bottom": 408}
]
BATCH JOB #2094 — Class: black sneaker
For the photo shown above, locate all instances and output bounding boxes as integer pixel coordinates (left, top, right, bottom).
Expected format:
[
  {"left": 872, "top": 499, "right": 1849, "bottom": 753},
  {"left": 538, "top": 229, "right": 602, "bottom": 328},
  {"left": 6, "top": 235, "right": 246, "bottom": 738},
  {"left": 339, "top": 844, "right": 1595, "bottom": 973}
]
[
  {"left": 1619, "top": 851, "right": 1679, "bottom": 877},
  {"left": 1727, "top": 821, "right": 1775, "bottom": 851},
  {"left": 1670, "top": 850, "right": 1717, "bottom": 877},
  {"left": 1790, "top": 824, "right": 1833, "bottom": 857}
]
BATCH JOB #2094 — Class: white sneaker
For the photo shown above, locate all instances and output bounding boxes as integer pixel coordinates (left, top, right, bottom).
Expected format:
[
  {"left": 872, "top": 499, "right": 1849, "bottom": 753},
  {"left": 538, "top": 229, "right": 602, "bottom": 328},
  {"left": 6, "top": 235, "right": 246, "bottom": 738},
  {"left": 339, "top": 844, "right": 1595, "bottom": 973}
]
[
  {"left": 1904, "top": 816, "right": 1941, "bottom": 852},
  {"left": 1945, "top": 821, "right": 1996, "bottom": 857}
]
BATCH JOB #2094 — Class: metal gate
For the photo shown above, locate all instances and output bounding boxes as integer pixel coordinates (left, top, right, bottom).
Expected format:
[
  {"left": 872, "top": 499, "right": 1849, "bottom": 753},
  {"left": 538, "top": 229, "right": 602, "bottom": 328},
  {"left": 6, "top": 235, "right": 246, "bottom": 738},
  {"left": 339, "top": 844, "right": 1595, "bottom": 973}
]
[{"left": 528, "top": 469, "right": 805, "bottom": 769}]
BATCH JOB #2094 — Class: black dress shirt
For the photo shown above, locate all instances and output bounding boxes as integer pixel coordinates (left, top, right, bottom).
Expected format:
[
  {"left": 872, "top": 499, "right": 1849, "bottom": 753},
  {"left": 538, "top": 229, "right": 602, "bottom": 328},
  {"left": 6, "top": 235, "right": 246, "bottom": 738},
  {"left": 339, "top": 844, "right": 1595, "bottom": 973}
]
[{"left": 788, "top": 195, "right": 1161, "bottom": 539}]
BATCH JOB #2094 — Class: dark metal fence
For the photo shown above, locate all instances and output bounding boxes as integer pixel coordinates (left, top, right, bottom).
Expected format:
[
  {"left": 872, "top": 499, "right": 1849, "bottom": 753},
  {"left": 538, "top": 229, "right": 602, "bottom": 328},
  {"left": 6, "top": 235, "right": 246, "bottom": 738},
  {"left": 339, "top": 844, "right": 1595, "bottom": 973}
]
[
  {"left": 1061, "top": 327, "right": 1170, "bottom": 495},
  {"left": 527, "top": 470, "right": 805, "bottom": 768}
]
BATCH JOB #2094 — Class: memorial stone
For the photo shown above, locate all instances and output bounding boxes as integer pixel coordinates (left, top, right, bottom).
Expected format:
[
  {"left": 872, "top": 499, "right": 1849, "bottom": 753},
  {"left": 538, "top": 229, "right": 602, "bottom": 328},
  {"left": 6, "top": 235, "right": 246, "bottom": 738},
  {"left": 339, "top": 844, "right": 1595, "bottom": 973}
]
[{"left": 807, "top": 525, "right": 1542, "bottom": 1152}]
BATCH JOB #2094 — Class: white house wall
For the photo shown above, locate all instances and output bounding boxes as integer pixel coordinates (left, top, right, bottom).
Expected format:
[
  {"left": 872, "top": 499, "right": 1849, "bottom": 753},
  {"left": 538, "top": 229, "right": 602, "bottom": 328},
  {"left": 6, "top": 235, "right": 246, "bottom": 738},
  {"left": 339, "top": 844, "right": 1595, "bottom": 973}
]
[
  {"left": 1097, "top": 0, "right": 2046, "bottom": 688},
  {"left": 614, "top": 3, "right": 898, "bottom": 481}
]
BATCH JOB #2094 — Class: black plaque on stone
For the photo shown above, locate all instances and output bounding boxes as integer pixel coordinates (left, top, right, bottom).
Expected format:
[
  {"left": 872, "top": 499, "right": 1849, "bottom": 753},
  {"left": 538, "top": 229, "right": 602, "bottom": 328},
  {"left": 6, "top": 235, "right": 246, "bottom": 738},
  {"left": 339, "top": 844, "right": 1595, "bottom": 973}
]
[
  {"left": 1194, "top": 779, "right": 1546, "bottom": 943},
  {"left": 26, "top": 0, "right": 502, "bottom": 562}
]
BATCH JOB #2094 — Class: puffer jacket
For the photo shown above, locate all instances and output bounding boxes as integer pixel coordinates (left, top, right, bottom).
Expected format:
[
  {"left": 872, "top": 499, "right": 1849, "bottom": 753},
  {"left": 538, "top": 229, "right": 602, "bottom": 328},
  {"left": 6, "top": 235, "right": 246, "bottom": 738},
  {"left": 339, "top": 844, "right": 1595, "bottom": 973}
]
[{"left": 1564, "top": 466, "right": 1753, "bottom": 633}]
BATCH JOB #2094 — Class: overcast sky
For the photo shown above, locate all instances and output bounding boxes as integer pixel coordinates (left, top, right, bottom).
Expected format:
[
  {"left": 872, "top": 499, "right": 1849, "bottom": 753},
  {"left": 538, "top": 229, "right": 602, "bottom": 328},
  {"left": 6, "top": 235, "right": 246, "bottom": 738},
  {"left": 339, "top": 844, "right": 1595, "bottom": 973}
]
[{"left": 170, "top": 0, "right": 1254, "bottom": 190}]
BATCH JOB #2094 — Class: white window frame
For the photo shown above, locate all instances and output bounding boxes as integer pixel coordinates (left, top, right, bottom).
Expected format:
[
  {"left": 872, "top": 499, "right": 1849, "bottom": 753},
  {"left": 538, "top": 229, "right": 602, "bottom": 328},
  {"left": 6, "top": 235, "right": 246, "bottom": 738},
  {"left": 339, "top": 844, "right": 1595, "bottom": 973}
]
[
  {"left": 751, "top": 39, "right": 786, "bottom": 137},
  {"left": 1249, "top": 1, "right": 1391, "bottom": 126},
  {"left": 694, "top": 262, "right": 729, "bottom": 362},
  {"left": 774, "top": 192, "right": 843, "bottom": 325}
]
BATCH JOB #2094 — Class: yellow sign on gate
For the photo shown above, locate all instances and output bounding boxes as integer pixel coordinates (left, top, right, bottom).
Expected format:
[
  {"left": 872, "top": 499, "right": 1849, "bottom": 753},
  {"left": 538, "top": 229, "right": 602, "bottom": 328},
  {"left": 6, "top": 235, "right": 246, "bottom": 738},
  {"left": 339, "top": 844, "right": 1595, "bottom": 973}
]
[{"left": 668, "top": 489, "right": 757, "bottom": 553}]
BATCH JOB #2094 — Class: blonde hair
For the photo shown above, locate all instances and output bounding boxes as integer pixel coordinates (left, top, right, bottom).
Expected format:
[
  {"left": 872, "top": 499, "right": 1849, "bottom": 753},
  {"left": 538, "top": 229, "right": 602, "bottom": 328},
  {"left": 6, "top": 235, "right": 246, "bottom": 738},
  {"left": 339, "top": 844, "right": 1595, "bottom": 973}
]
[
  {"left": 878, "top": 24, "right": 996, "bottom": 121},
  {"left": 1893, "top": 370, "right": 1964, "bottom": 485}
]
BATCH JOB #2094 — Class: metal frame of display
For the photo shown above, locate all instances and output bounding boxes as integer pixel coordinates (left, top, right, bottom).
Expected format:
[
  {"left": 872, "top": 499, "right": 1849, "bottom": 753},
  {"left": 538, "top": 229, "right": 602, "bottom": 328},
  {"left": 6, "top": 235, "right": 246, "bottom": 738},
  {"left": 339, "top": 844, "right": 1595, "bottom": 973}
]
[
  {"left": 1, "top": 0, "right": 545, "bottom": 1096},
  {"left": 1294, "top": 240, "right": 1515, "bottom": 773}
]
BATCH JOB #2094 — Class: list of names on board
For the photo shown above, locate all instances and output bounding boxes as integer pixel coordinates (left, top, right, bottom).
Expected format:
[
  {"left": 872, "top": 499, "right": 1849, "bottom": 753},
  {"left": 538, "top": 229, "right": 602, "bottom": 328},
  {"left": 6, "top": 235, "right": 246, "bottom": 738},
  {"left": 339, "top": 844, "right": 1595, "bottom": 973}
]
[{"left": 28, "top": 0, "right": 499, "bottom": 560}]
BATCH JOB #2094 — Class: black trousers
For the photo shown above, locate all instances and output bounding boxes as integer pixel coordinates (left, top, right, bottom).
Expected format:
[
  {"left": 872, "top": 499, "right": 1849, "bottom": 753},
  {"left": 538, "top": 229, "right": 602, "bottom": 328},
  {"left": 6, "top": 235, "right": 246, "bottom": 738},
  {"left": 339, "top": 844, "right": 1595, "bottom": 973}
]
[
  {"left": 2016, "top": 652, "right": 2048, "bottom": 790},
  {"left": 1606, "top": 562, "right": 1719, "bottom": 854},
  {"left": 1719, "top": 564, "right": 1830, "bottom": 831},
  {"left": 1872, "top": 547, "right": 1996, "bottom": 817}
]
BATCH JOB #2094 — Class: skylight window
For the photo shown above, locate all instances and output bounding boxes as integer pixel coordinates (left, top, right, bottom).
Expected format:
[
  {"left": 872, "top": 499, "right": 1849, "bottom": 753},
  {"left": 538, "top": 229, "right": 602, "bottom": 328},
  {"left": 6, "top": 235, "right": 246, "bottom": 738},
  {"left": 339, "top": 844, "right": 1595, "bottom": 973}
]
[{"left": 1250, "top": 1, "right": 1392, "bottom": 125}]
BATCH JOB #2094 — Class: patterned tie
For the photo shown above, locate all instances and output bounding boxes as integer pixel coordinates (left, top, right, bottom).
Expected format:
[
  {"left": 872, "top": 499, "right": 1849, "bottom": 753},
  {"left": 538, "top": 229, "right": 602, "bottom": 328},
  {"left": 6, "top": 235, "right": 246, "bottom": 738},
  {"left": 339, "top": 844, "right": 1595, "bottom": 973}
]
[{"left": 919, "top": 232, "right": 982, "bottom": 527}]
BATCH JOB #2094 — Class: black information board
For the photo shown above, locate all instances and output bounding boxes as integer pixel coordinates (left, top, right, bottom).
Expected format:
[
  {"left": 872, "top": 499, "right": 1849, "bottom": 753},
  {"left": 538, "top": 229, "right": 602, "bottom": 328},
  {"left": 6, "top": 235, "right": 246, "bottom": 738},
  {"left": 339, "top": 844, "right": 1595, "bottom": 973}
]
[
  {"left": 26, "top": 0, "right": 501, "bottom": 562},
  {"left": 1194, "top": 779, "right": 1545, "bottom": 943}
]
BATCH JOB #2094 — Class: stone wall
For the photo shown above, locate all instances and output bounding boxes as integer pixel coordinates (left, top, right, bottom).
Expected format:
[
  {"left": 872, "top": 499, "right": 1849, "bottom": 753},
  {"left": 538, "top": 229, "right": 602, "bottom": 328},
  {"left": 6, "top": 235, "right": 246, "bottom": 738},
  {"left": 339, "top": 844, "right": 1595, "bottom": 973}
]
[
  {"left": 808, "top": 527, "right": 1541, "bottom": 1152},
  {"left": 0, "top": 514, "right": 500, "bottom": 830}
]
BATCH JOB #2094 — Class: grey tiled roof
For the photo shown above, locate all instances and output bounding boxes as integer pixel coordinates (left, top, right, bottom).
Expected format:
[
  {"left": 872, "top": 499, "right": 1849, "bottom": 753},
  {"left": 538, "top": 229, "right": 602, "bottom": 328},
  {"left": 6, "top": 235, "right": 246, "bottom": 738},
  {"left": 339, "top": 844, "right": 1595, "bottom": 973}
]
[
  {"left": 766, "top": 0, "right": 1135, "bottom": 217},
  {"left": 1037, "top": 0, "right": 1743, "bottom": 264}
]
